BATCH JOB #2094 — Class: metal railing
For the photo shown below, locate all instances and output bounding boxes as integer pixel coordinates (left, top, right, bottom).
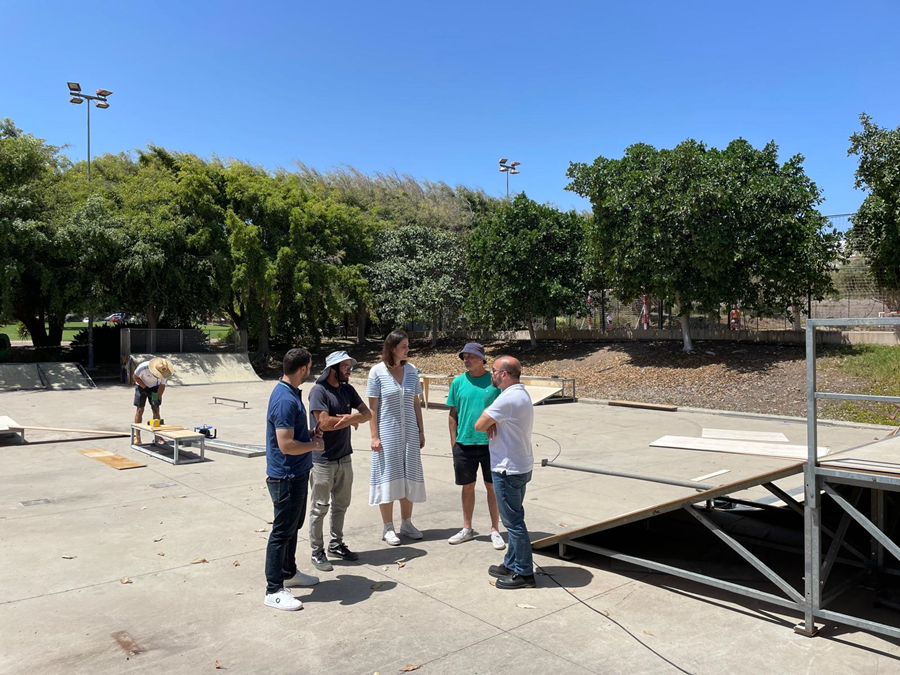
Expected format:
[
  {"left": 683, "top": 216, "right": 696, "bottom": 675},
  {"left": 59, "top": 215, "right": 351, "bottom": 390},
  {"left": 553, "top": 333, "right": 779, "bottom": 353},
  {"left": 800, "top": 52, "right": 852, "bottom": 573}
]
[{"left": 802, "top": 317, "right": 900, "bottom": 639}]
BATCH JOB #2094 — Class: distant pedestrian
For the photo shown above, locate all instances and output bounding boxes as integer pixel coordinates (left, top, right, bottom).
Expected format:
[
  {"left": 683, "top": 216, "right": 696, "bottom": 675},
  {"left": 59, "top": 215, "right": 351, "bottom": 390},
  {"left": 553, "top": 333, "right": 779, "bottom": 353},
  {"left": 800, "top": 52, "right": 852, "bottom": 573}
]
[
  {"left": 307, "top": 351, "right": 371, "bottom": 571},
  {"left": 263, "top": 348, "right": 323, "bottom": 612},
  {"left": 367, "top": 330, "right": 427, "bottom": 545},
  {"left": 446, "top": 342, "right": 504, "bottom": 549},
  {"left": 475, "top": 356, "right": 536, "bottom": 590}
]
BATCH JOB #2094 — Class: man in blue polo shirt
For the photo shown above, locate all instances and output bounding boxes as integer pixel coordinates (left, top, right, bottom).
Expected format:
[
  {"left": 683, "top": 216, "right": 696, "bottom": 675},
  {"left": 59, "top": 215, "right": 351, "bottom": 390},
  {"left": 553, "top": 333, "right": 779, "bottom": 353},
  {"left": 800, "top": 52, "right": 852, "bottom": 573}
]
[{"left": 264, "top": 347, "right": 324, "bottom": 612}]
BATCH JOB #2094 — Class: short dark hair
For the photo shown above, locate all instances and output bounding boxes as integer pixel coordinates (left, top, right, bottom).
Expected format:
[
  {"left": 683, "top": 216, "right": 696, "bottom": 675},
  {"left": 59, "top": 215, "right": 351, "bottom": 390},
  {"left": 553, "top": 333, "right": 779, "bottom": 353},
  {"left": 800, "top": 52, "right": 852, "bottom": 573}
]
[
  {"left": 382, "top": 330, "right": 408, "bottom": 368},
  {"left": 283, "top": 347, "right": 311, "bottom": 375}
]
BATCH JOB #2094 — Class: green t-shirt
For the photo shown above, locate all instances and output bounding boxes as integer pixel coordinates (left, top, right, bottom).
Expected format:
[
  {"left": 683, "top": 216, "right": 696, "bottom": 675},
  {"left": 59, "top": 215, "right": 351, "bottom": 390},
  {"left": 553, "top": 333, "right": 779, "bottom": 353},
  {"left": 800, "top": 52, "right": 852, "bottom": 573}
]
[{"left": 446, "top": 371, "right": 501, "bottom": 446}]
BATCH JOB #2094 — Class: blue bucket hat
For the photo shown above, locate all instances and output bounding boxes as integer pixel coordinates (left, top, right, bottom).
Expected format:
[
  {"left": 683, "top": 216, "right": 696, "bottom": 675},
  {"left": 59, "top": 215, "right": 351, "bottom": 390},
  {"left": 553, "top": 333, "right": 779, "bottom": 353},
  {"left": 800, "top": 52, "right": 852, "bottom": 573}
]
[{"left": 458, "top": 342, "right": 486, "bottom": 363}]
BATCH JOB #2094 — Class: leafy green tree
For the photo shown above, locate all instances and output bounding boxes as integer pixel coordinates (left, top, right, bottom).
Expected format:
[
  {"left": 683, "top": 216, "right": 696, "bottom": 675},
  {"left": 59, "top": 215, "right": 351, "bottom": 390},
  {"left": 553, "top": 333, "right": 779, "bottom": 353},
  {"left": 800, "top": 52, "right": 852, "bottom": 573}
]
[
  {"left": 0, "top": 119, "right": 74, "bottom": 345},
  {"left": 467, "top": 194, "right": 586, "bottom": 347},
  {"left": 367, "top": 225, "right": 468, "bottom": 346},
  {"left": 567, "top": 139, "right": 839, "bottom": 351},
  {"left": 110, "top": 148, "right": 230, "bottom": 330},
  {"left": 848, "top": 114, "right": 900, "bottom": 308}
]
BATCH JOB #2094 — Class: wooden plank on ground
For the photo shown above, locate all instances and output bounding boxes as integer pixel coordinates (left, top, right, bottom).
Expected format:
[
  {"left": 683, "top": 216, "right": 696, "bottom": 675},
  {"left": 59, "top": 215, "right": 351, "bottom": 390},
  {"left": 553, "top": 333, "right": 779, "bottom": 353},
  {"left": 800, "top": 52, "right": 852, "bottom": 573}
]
[
  {"left": 702, "top": 428, "right": 789, "bottom": 443},
  {"left": 9, "top": 425, "right": 130, "bottom": 437},
  {"left": 609, "top": 400, "right": 677, "bottom": 412},
  {"left": 77, "top": 449, "right": 146, "bottom": 470},
  {"left": 650, "top": 435, "right": 829, "bottom": 459}
]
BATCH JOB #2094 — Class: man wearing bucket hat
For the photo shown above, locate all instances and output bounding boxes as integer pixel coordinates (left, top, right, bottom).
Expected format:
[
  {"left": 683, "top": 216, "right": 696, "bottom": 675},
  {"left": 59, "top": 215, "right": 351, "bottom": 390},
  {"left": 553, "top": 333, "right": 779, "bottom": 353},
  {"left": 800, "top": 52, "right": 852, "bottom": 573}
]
[
  {"left": 132, "top": 357, "right": 175, "bottom": 442},
  {"left": 446, "top": 342, "right": 505, "bottom": 549},
  {"left": 307, "top": 351, "right": 372, "bottom": 571}
]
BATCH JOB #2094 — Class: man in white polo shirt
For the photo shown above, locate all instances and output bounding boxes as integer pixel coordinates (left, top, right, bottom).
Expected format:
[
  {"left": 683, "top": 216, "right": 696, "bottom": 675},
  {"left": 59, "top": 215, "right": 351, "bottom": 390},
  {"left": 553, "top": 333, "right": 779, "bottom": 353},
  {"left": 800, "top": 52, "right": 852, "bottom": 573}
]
[
  {"left": 132, "top": 357, "right": 174, "bottom": 442},
  {"left": 474, "top": 355, "right": 535, "bottom": 590}
]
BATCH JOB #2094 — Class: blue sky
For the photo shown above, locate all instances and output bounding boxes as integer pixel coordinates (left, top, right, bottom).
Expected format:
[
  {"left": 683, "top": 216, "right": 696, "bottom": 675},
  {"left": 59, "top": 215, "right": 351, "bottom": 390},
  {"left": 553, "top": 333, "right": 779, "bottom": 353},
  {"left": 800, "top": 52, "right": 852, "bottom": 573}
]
[{"left": 3, "top": 1, "right": 898, "bottom": 216}]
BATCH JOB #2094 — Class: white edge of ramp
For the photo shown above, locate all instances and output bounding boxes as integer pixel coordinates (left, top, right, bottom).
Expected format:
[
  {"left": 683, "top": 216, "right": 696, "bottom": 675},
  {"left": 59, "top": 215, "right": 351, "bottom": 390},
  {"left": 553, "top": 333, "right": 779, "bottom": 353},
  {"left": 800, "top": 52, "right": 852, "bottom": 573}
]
[{"left": 650, "top": 435, "right": 829, "bottom": 459}]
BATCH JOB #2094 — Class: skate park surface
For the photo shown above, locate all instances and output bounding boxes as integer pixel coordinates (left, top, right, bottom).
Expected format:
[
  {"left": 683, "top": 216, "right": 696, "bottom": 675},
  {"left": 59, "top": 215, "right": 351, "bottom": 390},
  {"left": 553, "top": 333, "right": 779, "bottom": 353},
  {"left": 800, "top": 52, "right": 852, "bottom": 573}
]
[{"left": 1, "top": 379, "right": 899, "bottom": 675}]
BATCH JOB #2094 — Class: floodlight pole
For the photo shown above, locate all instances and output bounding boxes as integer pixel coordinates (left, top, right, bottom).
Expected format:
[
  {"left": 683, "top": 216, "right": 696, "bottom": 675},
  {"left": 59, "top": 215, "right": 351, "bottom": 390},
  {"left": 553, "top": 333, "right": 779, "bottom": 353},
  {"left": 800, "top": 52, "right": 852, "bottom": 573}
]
[
  {"left": 498, "top": 159, "right": 521, "bottom": 200},
  {"left": 67, "top": 83, "right": 112, "bottom": 368}
]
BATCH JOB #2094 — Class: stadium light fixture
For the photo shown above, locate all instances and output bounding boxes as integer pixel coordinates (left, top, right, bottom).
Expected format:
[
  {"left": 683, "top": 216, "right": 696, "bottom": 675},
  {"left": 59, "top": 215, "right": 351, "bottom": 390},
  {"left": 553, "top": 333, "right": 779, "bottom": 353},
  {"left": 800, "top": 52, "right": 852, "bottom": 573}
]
[{"left": 498, "top": 158, "right": 521, "bottom": 199}]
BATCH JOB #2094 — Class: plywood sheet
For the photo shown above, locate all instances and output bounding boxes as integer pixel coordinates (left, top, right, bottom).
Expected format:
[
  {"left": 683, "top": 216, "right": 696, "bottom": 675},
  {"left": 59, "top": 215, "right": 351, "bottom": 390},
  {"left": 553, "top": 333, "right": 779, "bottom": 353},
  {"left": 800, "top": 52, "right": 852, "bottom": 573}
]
[
  {"left": 650, "top": 435, "right": 828, "bottom": 459},
  {"left": 77, "top": 449, "right": 146, "bottom": 470},
  {"left": 0, "top": 416, "right": 20, "bottom": 432},
  {"left": 525, "top": 385, "right": 563, "bottom": 405},
  {"left": 821, "top": 435, "right": 900, "bottom": 476},
  {"left": 702, "top": 428, "right": 789, "bottom": 443}
]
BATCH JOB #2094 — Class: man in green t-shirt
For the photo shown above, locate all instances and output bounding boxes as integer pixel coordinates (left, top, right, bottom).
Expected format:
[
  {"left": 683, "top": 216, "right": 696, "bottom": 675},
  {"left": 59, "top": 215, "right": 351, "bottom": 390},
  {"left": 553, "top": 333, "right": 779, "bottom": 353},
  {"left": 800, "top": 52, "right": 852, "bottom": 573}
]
[{"left": 446, "top": 342, "right": 505, "bottom": 549}]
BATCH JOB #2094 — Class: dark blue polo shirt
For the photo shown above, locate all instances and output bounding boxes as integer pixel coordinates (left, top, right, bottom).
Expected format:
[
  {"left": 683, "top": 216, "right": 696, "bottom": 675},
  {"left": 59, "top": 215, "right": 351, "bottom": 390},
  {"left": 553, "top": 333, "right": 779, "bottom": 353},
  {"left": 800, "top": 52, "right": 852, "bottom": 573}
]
[{"left": 266, "top": 380, "right": 312, "bottom": 479}]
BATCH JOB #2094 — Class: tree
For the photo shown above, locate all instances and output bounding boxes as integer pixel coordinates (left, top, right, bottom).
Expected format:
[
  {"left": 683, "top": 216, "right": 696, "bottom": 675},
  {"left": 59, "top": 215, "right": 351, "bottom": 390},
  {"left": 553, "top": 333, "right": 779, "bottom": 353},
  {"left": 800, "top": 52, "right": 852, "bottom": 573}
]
[
  {"left": 567, "top": 139, "right": 840, "bottom": 351},
  {"left": 367, "top": 225, "right": 468, "bottom": 346},
  {"left": 847, "top": 114, "right": 900, "bottom": 308},
  {"left": 466, "top": 194, "right": 586, "bottom": 347},
  {"left": 0, "top": 119, "right": 73, "bottom": 345}
]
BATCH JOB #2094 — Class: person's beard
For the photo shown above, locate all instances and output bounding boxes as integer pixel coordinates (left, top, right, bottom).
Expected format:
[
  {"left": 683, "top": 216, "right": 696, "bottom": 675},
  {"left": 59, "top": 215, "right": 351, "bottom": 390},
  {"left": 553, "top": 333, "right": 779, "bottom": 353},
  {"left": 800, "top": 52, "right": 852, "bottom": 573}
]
[{"left": 337, "top": 369, "right": 350, "bottom": 384}]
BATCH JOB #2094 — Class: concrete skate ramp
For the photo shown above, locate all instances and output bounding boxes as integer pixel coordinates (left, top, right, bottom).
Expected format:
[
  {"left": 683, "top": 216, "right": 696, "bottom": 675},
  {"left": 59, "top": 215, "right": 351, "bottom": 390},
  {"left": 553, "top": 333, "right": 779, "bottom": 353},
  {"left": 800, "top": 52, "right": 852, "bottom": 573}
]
[
  {"left": 40, "top": 362, "right": 94, "bottom": 390},
  {"left": 0, "top": 364, "right": 45, "bottom": 391},
  {"left": 0, "top": 363, "right": 95, "bottom": 391},
  {"left": 130, "top": 353, "right": 260, "bottom": 386}
]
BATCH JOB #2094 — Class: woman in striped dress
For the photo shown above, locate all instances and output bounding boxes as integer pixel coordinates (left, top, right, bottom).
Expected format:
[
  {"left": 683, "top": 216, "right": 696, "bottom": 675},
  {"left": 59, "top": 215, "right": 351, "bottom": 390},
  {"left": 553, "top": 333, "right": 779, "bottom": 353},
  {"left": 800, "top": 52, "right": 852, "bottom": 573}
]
[{"left": 367, "top": 330, "right": 427, "bottom": 545}]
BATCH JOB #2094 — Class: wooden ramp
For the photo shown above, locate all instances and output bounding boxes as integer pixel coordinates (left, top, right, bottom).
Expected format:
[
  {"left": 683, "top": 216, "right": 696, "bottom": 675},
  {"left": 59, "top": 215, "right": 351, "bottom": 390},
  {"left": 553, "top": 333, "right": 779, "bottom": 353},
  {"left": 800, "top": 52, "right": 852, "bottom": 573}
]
[
  {"left": 532, "top": 457, "right": 805, "bottom": 550},
  {"left": 650, "top": 435, "right": 829, "bottom": 460},
  {"left": 524, "top": 384, "right": 563, "bottom": 405},
  {"left": 821, "top": 434, "right": 900, "bottom": 476}
]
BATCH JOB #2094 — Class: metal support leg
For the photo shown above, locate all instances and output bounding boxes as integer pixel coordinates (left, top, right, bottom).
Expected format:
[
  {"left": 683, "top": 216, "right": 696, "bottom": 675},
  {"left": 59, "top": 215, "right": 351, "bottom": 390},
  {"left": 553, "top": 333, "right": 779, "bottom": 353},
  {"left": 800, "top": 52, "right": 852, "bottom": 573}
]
[
  {"left": 823, "top": 483, "right": 900, "bottom": 566},
  {"left": 872, "top": 488, "right": 885, "bottom": 571},
  {"left": 820, "top": 496, "right": 858, "bottom": 590},
  {"left": 559, "top": 542, "right": 575, "bottom": 561},
  {"left": 685, "top": 505, "right": 804, "bottom": 603}
]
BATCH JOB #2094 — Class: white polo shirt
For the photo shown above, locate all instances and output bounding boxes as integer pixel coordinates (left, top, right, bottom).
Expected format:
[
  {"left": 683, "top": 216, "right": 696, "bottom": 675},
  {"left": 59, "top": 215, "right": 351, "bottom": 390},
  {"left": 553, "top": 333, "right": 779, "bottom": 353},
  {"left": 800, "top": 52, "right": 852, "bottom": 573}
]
[
  {"left": 134, "top": 361, "right": 169, "bottom": 389},
  {"left": 485, "top": 383, "right": 534, "bottom": 475}
]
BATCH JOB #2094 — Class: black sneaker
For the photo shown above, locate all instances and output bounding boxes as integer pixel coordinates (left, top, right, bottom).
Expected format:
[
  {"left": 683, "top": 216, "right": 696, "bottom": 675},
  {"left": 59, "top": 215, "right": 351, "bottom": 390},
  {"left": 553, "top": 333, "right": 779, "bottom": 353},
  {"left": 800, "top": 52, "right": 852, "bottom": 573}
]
[
  {"left": 328, "top": 542, "right": 359, "bottom": 561},
  {"left": 488, "top": 564, "right": 513, "bottom": 579},
  {"left": 311, "top": 549, "right": 333, "bottom": 571},
  {"left": 496, "top": 573, "right": 537, "bottom": 589}
]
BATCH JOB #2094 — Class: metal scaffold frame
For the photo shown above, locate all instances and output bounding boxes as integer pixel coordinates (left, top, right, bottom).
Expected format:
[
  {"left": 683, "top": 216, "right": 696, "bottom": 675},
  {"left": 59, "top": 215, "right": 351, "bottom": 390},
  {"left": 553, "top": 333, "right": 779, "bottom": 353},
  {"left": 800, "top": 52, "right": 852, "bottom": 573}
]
[{"left": 801, "top": 317, "right": 900, "bottom": 639}]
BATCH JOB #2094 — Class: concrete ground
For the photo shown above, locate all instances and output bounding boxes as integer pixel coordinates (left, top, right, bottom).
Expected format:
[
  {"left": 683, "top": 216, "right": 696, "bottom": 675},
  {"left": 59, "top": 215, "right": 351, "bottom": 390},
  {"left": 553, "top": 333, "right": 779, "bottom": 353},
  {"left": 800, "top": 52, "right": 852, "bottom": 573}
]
[{"left": 1, "top": 380, "right": 899, "bottom": 675}]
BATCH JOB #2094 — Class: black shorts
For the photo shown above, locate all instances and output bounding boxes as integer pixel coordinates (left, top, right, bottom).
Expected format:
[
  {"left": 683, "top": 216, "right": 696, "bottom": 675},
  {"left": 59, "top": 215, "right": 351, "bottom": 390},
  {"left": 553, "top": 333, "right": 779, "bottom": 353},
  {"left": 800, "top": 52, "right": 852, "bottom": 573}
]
[
  {"left": 452, "top": 443, "right": 492, "bottom": 486},
  {"left": 133, "top": 385, "right": 160, "bottom": 408}
]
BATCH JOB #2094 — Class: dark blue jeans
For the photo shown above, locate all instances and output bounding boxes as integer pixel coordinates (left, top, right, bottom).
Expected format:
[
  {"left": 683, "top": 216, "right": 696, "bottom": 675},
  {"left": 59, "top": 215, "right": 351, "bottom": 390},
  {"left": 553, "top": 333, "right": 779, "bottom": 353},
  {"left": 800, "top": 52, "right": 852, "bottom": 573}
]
[
  {"left": 265, "top": 474, "right": 309, "bottom": 594},
  {"left": 493, "top": 470, "right": 533, "bottom": 576}
]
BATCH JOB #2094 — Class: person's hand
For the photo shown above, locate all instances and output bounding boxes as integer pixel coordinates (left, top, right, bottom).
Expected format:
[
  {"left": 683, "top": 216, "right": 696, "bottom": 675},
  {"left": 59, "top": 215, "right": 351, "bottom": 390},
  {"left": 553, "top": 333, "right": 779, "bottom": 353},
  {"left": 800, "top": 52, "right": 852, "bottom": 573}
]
[
  {"left": 486, "top": 425, "right": 496, "bottom": 440},
  {"left": 334, "top": 414, "right": 351, "bottom": 430},
  {"left": 371, "top": 437, "right": 383, "bottom": 452},
  {"left": 419, "top": 431, "right": 426, "bottom": 449},
  {"left": 313, "top": 435, "right": 324, "bottom": 450},
  {"left": 313, "top": 426, "right": 324, "bottom": 440}
]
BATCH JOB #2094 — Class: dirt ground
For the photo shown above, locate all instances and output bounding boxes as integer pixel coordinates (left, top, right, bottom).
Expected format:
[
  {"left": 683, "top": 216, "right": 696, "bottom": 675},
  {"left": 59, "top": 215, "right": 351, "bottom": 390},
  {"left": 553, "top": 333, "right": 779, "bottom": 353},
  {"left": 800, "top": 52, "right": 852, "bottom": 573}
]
[{"left": 304, "top": 338, "right": 881, "bottom": 422}]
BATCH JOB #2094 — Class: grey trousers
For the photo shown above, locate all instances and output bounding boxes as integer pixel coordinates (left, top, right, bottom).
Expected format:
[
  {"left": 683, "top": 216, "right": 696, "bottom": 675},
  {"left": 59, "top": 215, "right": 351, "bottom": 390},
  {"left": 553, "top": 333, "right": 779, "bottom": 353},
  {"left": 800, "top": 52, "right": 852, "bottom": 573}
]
[{"left": 308, "top": 456, "right": 354, "bottom": 552}]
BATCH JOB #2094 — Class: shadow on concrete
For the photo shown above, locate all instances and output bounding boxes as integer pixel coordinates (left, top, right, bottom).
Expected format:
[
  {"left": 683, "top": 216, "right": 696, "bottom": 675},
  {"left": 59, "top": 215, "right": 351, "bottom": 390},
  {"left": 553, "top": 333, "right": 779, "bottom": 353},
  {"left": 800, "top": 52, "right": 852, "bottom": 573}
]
[
  {"left": 301, "top": 573, "right": 398, "bottom": 606},
  {"left": 535, "top": 565, "right": 594, "bottom": 589},
  {"left": 355, "top": 545, "right": 428, "bottom": 566}
]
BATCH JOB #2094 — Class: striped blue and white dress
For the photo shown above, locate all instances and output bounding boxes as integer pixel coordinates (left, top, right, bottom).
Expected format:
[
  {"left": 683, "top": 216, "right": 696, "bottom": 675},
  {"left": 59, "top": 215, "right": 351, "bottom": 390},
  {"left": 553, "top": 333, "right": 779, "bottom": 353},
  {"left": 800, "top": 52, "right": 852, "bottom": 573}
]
[{"left": 367, "top": 361, "right": 426, "bottom": 505}]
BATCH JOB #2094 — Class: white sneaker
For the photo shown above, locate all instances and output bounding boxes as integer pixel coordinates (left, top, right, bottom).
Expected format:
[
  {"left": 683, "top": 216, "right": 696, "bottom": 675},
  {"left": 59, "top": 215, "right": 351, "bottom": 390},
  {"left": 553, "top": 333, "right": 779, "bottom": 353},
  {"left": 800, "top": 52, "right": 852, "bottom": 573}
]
[
  {"left": 490, "top": 530, "right": 506, "bottom": 550},
  {"left": 448, "top": 528, "right": 476, "bottom": 545},
  {"left": 284, "top": 570, "right": 319, "bottom": 587},
  {"left": 399, "top": 520, "right": 423, "bottom": 540},
  {"left": 264, "top": 589, "right": 302, "bottom": 611},
  {"left": 382, "top": 528, "right": 401, "bottom": 546}
]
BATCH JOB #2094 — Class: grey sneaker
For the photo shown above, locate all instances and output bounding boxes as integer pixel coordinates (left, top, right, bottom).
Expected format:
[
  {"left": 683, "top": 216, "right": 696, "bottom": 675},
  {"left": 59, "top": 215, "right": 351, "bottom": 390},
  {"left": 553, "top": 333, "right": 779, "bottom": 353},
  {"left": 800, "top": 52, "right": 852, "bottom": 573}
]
[{"left": 311, "top": 549, "right": 333, "bottom": 571}]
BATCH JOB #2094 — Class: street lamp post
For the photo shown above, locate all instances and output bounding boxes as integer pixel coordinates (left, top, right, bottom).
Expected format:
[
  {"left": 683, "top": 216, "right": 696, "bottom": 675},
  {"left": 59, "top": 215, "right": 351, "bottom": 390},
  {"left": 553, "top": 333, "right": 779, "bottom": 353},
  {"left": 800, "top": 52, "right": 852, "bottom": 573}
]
[
  {"left": 67, "top": 82, "right": 113, "bottom": 369},
  {"left": 498, "top": 158, "right": 521, "bottom": 199}
]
